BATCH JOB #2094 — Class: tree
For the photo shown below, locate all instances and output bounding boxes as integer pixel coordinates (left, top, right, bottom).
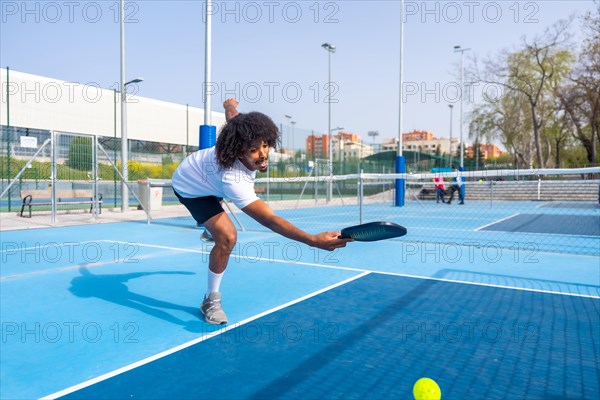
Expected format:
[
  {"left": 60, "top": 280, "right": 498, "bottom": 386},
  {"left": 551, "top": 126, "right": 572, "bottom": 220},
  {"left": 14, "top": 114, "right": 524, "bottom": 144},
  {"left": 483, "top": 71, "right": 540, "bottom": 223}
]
[
  {"left": 473, "top": 19, "right": 574, "bottom": 168},
  {"left": 469, "top": 90, "right": 533, "bottom": 168},
  {"left": 557, "top": 8, "right": 600, "bottom": 165},
  {"left": 545, "top": 112, "right": 572, "bottom": 167},
  {"left": 468, "top": 104, "right": 500, "bottom": 169}
]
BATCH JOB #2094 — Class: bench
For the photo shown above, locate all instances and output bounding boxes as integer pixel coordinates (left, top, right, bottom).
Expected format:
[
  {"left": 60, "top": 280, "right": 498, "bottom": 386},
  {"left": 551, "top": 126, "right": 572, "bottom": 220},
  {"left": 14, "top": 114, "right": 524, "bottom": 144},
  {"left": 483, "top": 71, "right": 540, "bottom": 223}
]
[
  {"left": 20, "top": 189, "right": 103, "bottom": 218},
  {"left": 417, "top": 187, "right": 451, "bottom": 201}
]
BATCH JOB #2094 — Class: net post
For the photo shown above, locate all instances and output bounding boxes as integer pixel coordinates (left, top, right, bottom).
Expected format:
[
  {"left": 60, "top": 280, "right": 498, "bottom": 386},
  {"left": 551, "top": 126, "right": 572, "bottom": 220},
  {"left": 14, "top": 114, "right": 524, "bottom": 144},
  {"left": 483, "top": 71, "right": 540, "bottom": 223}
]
[
  {"left": 200, "top": 125, "right": 216, "bottom": 149},
  {"left": 394, "top": 155, "right": 405, "bottom": 207},
  {"left": 197, "top": 125, "right": 216, "bottom": 228}
]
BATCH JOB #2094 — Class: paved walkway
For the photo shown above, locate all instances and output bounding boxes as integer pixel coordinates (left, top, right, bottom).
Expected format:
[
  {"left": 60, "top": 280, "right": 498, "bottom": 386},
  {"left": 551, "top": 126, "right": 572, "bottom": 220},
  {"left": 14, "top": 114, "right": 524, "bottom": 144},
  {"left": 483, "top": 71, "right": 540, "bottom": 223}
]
[
  {"left": 0, "top": 207, "right": 168, "bottom": 231},
  {"left": 0, "top": 197, "right": 353, "bottom": 232}
]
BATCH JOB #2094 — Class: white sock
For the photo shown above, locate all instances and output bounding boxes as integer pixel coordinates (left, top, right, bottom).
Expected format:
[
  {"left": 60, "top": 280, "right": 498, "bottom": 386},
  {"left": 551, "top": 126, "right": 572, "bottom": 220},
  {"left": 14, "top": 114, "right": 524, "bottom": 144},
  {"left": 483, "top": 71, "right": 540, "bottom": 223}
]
[{"left": 207, "top": 269, "right": 223, "bottom": 295}]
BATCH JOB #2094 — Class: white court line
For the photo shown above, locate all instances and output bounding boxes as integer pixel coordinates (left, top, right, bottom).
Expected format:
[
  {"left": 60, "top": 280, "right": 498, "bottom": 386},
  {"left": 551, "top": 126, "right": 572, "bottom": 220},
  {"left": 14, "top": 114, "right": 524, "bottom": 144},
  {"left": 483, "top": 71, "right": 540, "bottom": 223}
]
[
  {"left": 101, "top": 240, "right": 370, "bottom": 274},
  {"left": 491, "top": 230, "right": 600, "bottom": 239},
  {"left": 372, "top": 270, "right": 600, "bottom": 299},
  {"left": 24, "top": 238, "right": 600, "bottom": 398},
  {"left": 349, "top": 213, "right": 492, "bottom": 222},
  {"left": 473, "top": 213, "right": 600, "bottom": 238},
  {"left": 93, "top": 241, "right": 599, "bottom": 300},
  {"left": 534, "top": 202, "right": 600, "bottom": 210},
  {"left": 9, "top": 239, "right": 595, "bottom": 296},
  {"left": 0, "top": 240, "right": 364, "bottom": 282},
  {"left": 40, "top": 271, "right": 371, "bottom": 400},
  {"left": 474, "top": 213, "right": 520, "bottom": 231},
  {"left": 38, "top": 239, "right": 600, "bottom": 398},
  {"left": 4, "top": 239, "right": 599, "bottom": 285}
]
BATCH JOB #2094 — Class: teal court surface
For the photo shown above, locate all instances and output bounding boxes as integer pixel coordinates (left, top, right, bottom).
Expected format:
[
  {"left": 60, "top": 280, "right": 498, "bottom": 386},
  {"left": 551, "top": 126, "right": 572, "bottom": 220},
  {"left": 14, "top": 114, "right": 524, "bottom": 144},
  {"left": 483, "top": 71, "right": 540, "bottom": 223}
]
[{"left": 1, "top": 200, "right": 599, "bottom": 399}]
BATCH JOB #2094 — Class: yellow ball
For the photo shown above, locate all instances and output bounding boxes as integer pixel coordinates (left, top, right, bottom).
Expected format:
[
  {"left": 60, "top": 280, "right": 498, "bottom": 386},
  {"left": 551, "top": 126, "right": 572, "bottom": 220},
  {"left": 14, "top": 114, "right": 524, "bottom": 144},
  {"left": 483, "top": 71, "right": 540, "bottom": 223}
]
[{"left": 413, "top": 377, "right": 441, "bottom": 400}]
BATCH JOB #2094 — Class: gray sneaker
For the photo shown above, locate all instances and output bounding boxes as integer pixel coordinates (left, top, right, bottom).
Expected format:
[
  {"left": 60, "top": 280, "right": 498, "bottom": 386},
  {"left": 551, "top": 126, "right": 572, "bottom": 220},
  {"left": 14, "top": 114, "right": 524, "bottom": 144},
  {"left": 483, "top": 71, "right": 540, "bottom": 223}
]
[
  {"left": 200, "top": 229, "right": 214, "bottom": 242},
  {"left": 200, "top": 292, "right": 228, "bottom": 325}
]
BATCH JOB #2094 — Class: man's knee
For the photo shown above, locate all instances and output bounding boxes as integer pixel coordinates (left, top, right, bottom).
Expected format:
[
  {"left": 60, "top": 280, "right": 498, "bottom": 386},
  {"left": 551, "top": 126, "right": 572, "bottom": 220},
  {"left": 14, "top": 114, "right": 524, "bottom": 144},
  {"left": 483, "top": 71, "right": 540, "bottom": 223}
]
[{"left": 215, "top": 230, "right": 237, "bottom": 251}]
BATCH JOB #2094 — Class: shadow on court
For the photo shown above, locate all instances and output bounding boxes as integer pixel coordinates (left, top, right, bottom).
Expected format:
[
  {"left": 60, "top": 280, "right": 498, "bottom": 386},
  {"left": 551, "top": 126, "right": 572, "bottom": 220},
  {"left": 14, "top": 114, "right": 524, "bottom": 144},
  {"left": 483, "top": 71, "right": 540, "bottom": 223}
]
[
  {"left": 69, "top": 267, "right": 205, "bottom": 332},
  {"left": 58, "top": 272, "right": 599, "bottom": 399},
  {"left": 246, "top": 275, "right": 445, "bottom": 400}
]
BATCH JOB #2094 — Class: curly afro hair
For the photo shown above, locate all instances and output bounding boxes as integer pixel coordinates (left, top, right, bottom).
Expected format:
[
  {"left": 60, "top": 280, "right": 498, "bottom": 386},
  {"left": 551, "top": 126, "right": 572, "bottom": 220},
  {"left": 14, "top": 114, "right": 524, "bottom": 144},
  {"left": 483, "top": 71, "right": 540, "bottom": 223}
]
[{"left": 215, "top": 112, "right": 280, "bottom": 169}]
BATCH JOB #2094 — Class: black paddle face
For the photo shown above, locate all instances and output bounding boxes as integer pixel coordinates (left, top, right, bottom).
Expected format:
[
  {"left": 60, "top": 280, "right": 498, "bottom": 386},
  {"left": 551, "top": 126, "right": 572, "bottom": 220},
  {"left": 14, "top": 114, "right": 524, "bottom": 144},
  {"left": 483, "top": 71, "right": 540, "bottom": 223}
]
[{"left": 339, "top": 221, "right": 407, "bottom": 242}]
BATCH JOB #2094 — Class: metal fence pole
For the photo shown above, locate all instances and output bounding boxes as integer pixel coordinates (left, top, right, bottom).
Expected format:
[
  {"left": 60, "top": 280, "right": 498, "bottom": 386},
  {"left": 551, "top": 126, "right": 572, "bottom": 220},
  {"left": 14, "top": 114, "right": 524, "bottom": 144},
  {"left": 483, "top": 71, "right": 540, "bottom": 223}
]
[
  {"left": 93, "top": 134, "right": 99, "bottom": 218},
  {"left": 51, "top": 131, "right": 57, "bottom": 225},
  {"left": 6, "top": 67, "right": 11, "bottom": 212}
]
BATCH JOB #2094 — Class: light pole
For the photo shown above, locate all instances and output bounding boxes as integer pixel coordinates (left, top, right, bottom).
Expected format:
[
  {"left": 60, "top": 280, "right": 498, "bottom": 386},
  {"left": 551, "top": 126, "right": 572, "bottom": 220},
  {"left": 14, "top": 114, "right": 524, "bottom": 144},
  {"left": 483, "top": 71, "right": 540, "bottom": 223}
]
[
  {"left": 368, "top": 130, "right": 379, "bottom": 151},
  {"left": 396, "top": 0, "right": 406, "bottom": 207},
  {"left": 120, "top": 77, "right": 143, "bottom": 211},
  {"left": 454, "top": 45, "right": 471, "bottom": 169},
  {"left": 448, "top": 104, "right": 454, "bottom": 166},
  {"left": 200, "top": 0, "right": 217, "bottom": 151},
  {"left": 284, "top": 114, "right": 292, "bottom": 153},
  {"left": 113, "top": 89, "right": 118, "bottom": 208},
  {"left": 290, "top": 120, "right": 296, "bottom": 160},
  {"left": 322, "top": 42, "right": 336, "bottom": 202}
]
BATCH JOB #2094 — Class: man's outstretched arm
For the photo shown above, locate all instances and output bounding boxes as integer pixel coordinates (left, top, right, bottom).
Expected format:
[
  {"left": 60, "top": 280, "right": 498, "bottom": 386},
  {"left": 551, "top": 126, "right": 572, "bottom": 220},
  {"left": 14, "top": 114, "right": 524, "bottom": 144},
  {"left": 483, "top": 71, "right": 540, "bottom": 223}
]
[{"left": 242, "top": 199, "right": 352, "bottom": 251}]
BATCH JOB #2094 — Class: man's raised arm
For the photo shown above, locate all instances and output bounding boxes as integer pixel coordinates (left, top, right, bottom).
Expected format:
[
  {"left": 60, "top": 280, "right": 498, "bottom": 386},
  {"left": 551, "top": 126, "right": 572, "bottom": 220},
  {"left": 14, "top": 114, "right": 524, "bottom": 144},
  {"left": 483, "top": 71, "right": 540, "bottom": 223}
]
[{"left": 223, "top": 98, "right": 240, "bottom": 122}]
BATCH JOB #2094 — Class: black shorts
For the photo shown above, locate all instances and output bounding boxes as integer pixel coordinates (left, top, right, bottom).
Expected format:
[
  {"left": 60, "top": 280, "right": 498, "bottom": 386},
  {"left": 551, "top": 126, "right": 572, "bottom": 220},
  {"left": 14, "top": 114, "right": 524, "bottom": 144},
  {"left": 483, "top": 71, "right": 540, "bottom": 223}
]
[{"left": 173, "top": 189, "right": 224, "bottom": 225}]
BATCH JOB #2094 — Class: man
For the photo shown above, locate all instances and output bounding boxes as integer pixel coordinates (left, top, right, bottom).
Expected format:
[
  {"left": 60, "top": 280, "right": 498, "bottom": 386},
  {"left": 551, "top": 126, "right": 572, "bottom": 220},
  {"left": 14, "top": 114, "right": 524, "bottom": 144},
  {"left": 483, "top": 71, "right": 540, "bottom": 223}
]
[
  {"left": 172, "top": 99, "right": 352, "bottom": 325},
  {"left": 446, "top": 165, "right": 464, "bottom": 205}
]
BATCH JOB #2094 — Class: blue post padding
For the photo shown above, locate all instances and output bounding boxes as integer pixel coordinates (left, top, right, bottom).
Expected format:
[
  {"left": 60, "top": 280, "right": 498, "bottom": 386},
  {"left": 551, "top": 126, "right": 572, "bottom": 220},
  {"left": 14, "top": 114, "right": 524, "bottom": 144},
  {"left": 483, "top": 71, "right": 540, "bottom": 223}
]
[
  {"left": 395, "top": 156, "right": 406, "bottom": 207},
  {"left": 199, "top": 125, "right": 217, "bottom": 149}
]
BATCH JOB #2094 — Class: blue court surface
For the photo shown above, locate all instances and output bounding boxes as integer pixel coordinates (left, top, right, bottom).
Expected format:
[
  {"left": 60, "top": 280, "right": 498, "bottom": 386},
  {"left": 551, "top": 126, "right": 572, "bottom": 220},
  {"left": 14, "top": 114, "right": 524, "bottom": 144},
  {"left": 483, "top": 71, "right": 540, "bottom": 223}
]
[
  {"left": 480, "top": 214, "right": 600, "bottom": 236},
  {"left": 1, "top": 200, "right": 599, "bottom": 399}
]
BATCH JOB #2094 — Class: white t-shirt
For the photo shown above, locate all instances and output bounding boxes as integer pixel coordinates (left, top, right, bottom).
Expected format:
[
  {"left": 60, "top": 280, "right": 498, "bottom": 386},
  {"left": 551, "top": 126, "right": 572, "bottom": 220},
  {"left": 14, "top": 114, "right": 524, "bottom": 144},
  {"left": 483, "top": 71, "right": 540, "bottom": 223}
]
[
  {"left": 453, "top": 169, "right": 463, "bottom": 186},
  {"left": 172, "top": 147, "right": 259, "bottom": 210}
]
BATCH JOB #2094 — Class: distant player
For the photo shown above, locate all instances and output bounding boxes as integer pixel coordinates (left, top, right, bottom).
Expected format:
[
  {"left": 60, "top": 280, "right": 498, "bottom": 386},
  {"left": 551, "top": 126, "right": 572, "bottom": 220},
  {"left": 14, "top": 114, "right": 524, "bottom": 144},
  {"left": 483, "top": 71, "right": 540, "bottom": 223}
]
[
  {"left": 172, "top": 99, "right": 352, "bottom": 324},
  {"left": 446, "top": 165, "right": 464, "bottom": 205},
  {"left": 433, "top": 173, "right": 446, "bottom": 204}
]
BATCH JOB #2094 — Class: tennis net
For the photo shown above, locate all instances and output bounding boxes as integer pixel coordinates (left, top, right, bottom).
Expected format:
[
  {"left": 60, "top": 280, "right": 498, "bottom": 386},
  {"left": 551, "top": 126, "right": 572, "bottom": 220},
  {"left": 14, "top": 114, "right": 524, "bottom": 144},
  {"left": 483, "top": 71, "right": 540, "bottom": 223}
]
[{"left": 142, "top": 167, "right": 599, "bottom": 255}]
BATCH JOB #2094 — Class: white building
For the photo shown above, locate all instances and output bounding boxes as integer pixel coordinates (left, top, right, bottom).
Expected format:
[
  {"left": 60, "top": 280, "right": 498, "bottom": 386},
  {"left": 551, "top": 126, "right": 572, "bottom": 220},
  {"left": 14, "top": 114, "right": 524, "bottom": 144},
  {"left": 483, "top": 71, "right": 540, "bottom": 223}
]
[
  {"left": 1, "top": 68, "right": 226, "bottom": 147},
  {"left": 332, "top": 138, "right": 374, "bottom": 162},
  {"left": 381, "top": 135, "right": 460, "bottom": 156}
]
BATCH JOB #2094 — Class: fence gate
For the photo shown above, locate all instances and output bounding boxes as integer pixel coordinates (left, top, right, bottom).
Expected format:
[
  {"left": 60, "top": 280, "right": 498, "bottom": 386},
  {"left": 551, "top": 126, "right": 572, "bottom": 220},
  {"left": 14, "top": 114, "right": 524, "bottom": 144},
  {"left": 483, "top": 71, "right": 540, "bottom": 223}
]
[
  {"left": 1, "top": 131, "right": 103, "bottom": 224},
  {"left": 49, "top": 131, "right": 101, "bottom": 223}
]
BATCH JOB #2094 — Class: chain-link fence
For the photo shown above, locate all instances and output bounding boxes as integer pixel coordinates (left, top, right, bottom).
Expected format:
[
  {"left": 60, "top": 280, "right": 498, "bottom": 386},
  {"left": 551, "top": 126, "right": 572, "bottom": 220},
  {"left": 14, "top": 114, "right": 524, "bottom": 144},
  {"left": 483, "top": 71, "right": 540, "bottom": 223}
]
[
  {"left": 3, "top": 124, "right": 599, "bottom": 259},
  {"left": 1, "top": 125, "right": 199, "bottom": 213}
]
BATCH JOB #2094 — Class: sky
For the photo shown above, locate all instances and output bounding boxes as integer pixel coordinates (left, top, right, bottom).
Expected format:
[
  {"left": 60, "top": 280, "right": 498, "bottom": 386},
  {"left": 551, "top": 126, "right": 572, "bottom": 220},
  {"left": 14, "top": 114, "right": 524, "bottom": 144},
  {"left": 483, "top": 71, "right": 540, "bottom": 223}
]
[{"left": 1, "top": 0, "right": 597, "bottom": 149}]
